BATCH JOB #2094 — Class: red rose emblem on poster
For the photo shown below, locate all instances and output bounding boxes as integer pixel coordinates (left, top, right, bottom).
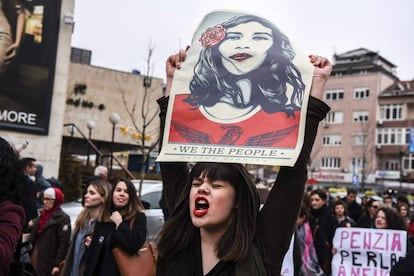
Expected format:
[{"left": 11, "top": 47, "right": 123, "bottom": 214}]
[{"left": 199, "top": 25, "right": 226, "bottom": 47}]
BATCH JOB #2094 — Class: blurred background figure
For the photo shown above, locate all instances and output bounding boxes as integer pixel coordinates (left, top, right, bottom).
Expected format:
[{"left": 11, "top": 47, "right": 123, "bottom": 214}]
[
  {"left": 332, "top": 200, "right": 355, "bottom": 228},
  {"left": 29, "top": 187, "right": 71, "bottom": 276},
  {"left": 94, "top": 165, "right": 108, "bottom": 181},
  {"left": 397, "top": 202, "right": 411, "bottom": 228},
  {"left": 309, "top": 188, "right": 337, "bottom": 275},
  {"left": 341, "top": 189, "right": 362, "bottom": 223},
  {"left": 356, "top": 198, "right": 380, "bottom": 228},
  {"left": 0, "top": 137, "right": 26, "bottom": 275},
  {"left": 61, "top": 179, "right": 111, "bottom": 276},
  {"left": 19, "top": 157, "right": 39, "bottom": 232}
]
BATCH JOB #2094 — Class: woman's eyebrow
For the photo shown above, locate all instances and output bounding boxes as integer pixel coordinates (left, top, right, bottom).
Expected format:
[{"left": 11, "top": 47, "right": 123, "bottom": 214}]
[{"left": 253, "top": 32, "right": 272, "bottom": 36}]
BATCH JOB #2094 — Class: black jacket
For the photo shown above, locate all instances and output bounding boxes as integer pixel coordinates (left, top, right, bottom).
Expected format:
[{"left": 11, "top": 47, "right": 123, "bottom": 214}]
[{"left": 83, "top": 212, "right": 147, "bottom": 276}]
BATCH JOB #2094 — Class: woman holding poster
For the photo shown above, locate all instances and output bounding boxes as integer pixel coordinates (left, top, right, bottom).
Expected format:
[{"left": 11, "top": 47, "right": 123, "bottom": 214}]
[{"left": 156, "top": 47, "right": 331, "bottom": 275}]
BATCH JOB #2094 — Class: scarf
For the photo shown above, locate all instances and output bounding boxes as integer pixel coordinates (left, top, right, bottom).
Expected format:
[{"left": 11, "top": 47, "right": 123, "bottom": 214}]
[{"left": 37, "top": 187, "right": 64, "bottom": 235}]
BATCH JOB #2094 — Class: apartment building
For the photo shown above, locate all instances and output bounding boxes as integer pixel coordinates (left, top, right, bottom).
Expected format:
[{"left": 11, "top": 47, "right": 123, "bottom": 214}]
[
  {"left": 309, "top": 48, "right": 410, "bottom": 192},
  {"left": 376, "top": 80, "right": 414, "bottom": 191}
]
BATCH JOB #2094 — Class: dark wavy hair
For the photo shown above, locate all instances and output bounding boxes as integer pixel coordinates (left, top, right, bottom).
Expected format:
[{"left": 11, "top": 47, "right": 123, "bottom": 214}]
[
  {"left": 101, "top": 178, "right": 144, "bottom": 222},
  {"left": 186, "top": 14, "right": 305, "bottom": 117},
  {"left": 158, "top": 162, "right": 260, "bottom": 261},
  {"left": 0, "top": 137, "right": 25, "bottom": 205},
  {"left": 375, "top": 206, "right": 407, "bottom": 231}
]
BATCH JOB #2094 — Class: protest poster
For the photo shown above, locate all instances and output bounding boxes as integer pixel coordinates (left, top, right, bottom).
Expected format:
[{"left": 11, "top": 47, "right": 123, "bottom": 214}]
[
  {"left": 332, "top": 227, "right": 407, "bottom": 276},
  {"left": 156, "top": 9, "right": 314, "bottom": 166}
]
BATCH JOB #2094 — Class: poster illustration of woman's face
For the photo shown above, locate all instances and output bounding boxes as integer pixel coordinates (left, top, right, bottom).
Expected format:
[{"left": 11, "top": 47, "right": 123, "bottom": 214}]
[
  {"left": 217, "top": 21, "right": 274, "bottom": 75},
  {"left": 157, "top": 10, "right": 315, "bottom": 166}
]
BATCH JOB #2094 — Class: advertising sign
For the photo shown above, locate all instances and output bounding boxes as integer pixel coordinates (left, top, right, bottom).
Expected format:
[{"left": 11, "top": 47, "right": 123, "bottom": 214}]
[{"left": 0, "top": 0, "right": 61, "bottom": 134}]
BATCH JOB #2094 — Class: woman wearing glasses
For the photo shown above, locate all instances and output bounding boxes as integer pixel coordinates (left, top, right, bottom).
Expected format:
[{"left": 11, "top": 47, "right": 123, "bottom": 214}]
[
  {"left": 29, "top": 187, "right": 71, "bottom": 275},
  {"left": 356, "top": 198, "right": 380, "bottom": 228}
]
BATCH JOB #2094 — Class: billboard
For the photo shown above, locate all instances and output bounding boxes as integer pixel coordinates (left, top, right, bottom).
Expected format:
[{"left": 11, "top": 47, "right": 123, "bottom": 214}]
[{"left": 0, "top": 0, "right": 61, "bottom": 134}]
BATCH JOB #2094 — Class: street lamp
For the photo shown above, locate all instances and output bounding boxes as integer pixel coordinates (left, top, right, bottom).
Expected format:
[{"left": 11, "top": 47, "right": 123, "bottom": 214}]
[
  {"left": 86, "top": 121, "right": 95, "bottom": 167},
  {"left": 109, "top": 113, "right": 120, "bottom": 176}
]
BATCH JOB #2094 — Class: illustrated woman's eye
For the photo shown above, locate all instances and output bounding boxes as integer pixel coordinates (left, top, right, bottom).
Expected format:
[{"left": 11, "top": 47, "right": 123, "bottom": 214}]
[
  {"left": 226, "top": 33, "right": 241, "bottom": 40},
  {"left": 252, "top": 34, "right": 272, "bottom": 41}
]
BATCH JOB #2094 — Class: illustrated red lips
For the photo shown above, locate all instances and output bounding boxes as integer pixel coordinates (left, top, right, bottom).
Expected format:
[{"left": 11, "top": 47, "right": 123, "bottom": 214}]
[
  {"left": 193, "top": 197, "right": 209, "bottom": 217},
  {"left": 230, "top": 53, "right": 252, "bottom": 61}
]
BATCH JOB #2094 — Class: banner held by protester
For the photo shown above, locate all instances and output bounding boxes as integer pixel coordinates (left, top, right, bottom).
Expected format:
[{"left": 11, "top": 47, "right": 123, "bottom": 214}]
[{"left": 331, "top": 227, "right": 407, "bottom": 276}]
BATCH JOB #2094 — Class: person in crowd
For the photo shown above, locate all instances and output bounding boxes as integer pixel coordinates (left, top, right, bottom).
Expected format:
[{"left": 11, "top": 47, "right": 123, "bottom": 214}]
[
  {"left": 341, "top": 189, "right": 362, "bottom": 222},
  {"left": 83, "top": 178, "right": 147, "bottom": 276},
  {"left": 61, "top": 179, "right": 111, "bottom": 276},
  {"left": 81, "top": 165, "right": 109, "bottom": 206},
  {"left": 408, "top": 212, "right": 414, "bottom": 238},
  {"left": 396, "top": 195, "right": 410, "bottom": 207},
  {"left": 34, "top": 163, "right": 51, "bottom": 207},
  {"left": 155, "top": 47, "right": 331, "bottom": 275},
  {"left": 29, "top": 187, "right": 71, "bottom": 275},
  {"left": 295, "top": 205, "right": 326, "bottom": 276},
  {"left": 332, "top": 200, "right": 355, "bottom": 227},
  {"left": 382, "top": 194, "right": 395, "bottom": 209},
  {"left": 309, "top": 188, "right": 337, "bottom": 275},
  {"left": 374, "top": 206, "right": 407, "bottom": 231},
  {"left": 169, "top": 14, "right": 308, "bottom": 148},
  {"left": 19, "top": 157, "right": 39, "bottom": 231},
  {"left": 94, "top": 165, "right": 109, "bottom": 181},
  {"left": 356, "top": 198, "right": 380, "bottom": 228},
  {"left": 397, "top": 202, "right": 411, "bottom": 227},
  {"left": 0, "top": 137, "right": 26, "bottom": 275}
]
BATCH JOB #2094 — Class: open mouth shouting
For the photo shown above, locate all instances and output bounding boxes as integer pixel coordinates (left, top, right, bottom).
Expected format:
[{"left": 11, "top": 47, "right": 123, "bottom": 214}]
[
  {"left": 229, "top": 53, "right": 252, "bottom": 62},
  {"left": 193, "top": 196, "right": 209, "bottom": 217}
]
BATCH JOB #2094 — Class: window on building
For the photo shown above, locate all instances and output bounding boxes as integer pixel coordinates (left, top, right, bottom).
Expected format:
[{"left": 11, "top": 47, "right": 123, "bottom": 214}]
[
  {"left": 321, "top": 157, "right": 341, "bottom": 169},
  {"left": 353, "top": 88, "right": 370, "bottom": 99},
  {"left": 325, "top": 111, "right": 344, "bottom": 124},
  {"left": 322, "top": 135, "right": 342, "bottom": 146},
  {"left": 385, "top": 160, "right": 399, "bottom": 171},
  {"left": 352, "top": 134, "right": 368, "bottom": 146},
  {"left": 379, "top": 104, "right": 403, "bottom": 120},
  {"left": 403, "top": 154, "right": 414, "bottom": 171},
  {"left": 352, "top": 157, "right": 366, "bottom": 170},
  {"left": 376, "top": 128, "right": 409, "bottom": 145},
  {"left": 325, "top": 90, "right": 344, "bottom": 101},
  {"left": 353, "top": 111, "right": 369, "bottom": 123},
  {"left": 71, "top": 47, "right": 92, "bottom": 65}
]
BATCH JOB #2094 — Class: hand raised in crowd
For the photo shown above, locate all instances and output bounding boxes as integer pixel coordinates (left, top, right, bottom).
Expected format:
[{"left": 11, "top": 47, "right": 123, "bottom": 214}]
[{"left": 309, "top": 54, "right": 332, "bottom": 100}]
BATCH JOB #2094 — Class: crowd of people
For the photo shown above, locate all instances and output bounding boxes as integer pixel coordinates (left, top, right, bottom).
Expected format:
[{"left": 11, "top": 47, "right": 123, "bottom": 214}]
[
  {"left": 291, "top": 187, "right": 414, "bottom": 275},
  {"left": 0, "top": 139, "right": 148, "bottom": 275}
]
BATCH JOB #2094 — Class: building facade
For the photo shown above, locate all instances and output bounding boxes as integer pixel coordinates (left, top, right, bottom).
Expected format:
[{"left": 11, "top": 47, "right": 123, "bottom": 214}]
[
  {"left": 376, "top": 80, "right": 414, "bottom": 191},
  {"left": 309, "top": 48, "right": 413, "bottom": 192}
]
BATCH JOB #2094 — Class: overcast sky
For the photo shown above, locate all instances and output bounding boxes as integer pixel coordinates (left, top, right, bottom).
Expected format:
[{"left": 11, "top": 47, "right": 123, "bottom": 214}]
[{"left": 71, "top": 0, "right": 414, "bottom": 81}]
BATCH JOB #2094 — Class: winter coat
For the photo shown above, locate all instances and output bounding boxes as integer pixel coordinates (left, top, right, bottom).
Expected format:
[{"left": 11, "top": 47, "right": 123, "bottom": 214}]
[
  {"left": 30, "top": 208, "right": 71, "bottom": 276},
  {"left": 83, "top": 212, "right": 147, "bottom": 276},
  {"left": 0, "top": 200, "right": 25, "bottom": 275}
]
